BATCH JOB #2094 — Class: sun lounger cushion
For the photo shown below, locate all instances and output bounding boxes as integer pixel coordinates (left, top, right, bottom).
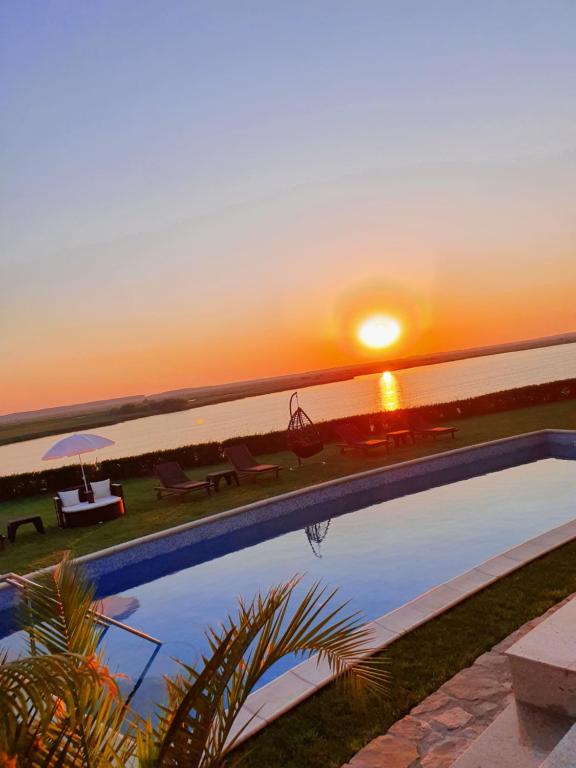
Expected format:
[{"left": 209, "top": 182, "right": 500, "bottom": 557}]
[
  {"left": 91, "top": 479, "right": 111, "bottom": 500},
  {"left": 58, "top": 489, "right": 80, "bottom": 507},
  {"left": 62, "top": 495, "right": 121, "bottom": 513}
]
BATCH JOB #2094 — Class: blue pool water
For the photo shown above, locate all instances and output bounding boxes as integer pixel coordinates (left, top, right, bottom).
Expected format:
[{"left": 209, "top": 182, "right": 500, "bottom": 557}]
[{"left": 3, "top": 458, "right": 576, "bottom": 714}]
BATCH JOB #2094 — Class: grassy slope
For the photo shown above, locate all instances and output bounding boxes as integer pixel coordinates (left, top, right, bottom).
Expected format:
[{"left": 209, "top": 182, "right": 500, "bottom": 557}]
[
  {"left": 0, "top": 408, "right": 159, "bottom": 446},
  {"left": 0, "top": 400, "right": 575, "bottom": 576}
]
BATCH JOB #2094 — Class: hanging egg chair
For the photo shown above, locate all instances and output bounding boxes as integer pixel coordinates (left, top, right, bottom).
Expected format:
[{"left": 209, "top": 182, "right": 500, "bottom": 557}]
[{"left": 287, "top": 391, "right": 323, "bottom": 464}]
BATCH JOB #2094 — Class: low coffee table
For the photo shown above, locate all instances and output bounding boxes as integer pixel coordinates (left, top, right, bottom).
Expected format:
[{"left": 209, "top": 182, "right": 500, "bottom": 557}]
[
  {"left": 386, "top": 429, "right": 414, "bottom": 448},
  {"left": 206, "top": 469, "right": 240, "bottom": 492},
  {"left": 7, "top": 515, "right": 45, "bottom": 543}
]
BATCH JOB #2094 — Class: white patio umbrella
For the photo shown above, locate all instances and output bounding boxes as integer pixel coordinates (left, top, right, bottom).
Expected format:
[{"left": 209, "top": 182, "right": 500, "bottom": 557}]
[{"left": 42, "top": 433, "right": 115, "bottom": 492}]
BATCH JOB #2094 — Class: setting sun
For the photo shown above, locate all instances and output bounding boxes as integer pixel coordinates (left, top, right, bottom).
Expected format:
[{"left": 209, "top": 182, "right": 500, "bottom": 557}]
[{"left": 357, "top": 315, "right": 402, "bottom": 350}]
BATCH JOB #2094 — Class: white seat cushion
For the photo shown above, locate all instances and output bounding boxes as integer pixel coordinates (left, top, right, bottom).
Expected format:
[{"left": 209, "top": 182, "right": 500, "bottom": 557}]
[
  {"left": 62, "top": 496, "right": 121, "bottom": 513},
  {"left": 91, "top": 479, "right": 111, "bottom": 500},
  {"left": 58, "top": 489, "right": 80, "bottom": 507}
]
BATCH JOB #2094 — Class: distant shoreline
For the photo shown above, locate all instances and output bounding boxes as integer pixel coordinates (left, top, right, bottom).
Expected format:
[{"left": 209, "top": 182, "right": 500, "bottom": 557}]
[{"left": 1, "top": 331, "right": 574, "bottom": 447}]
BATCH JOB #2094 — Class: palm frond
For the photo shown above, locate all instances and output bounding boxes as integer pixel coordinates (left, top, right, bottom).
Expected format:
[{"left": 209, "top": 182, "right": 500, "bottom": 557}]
[
  {"left": 0, "top": 651, "right": 104, "bottom": 761},
  {"left": 209, "top": 580, "right": 388, "bottom": 762},
  {"left": 3, "top": 555, "right": 134, "bottom": 767},
  {"left": 2, "top": 557, "right": 390, "bottom": 768},
  {"left": 17, "top": 553, "right": 102, "bottom": 659},
  {"left": 147, "top": 581, "right": 295, "bottom": 767},
  {"left": 34, "top": 684, "right": 135, "bottom": 768},
  {"left": 145, "top": 577, "right": 388, "bottom": 768}
]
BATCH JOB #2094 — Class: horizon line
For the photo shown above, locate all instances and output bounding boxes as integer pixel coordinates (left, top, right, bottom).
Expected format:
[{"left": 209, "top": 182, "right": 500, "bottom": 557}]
[{"left": 2, "top": 329, "right": 575, "bottom": 422}]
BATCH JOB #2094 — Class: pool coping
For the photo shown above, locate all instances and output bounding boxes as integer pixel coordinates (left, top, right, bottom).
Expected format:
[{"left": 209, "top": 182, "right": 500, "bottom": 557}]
[
  {"left": 223, "top": 429, "right": 576, "bottom": 746},
  {"left": 228, "top": 512, "right": 576, "bottom": 747},
  {"left": 1, "top": 429, "right": 576, "bottom": 746}
]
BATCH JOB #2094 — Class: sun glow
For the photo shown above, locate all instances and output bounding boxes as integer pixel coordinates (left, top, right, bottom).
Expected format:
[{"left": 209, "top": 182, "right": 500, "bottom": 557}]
[{"left": 357, "top": 315, "right": 402, "bottom": 349}]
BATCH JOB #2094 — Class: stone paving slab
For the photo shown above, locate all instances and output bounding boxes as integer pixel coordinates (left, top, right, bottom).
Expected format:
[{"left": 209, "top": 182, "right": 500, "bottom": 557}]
[
  {"left": 341, "top": 593, "right": 576, "bottom": 768},
  {"left": 506, "top": 597, "right": 576, "bottom": 717},
  {"left": 540, "top": 722, "right": 576, "bottom": 768},
  {"left": 451, "top": 702, "right": 574, "bottom": 768}
]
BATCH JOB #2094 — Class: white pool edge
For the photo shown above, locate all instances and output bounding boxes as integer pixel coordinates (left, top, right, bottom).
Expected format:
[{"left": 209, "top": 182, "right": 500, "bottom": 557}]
[{"left": 228, "top": 513, "right": 576, "bottom": 747}]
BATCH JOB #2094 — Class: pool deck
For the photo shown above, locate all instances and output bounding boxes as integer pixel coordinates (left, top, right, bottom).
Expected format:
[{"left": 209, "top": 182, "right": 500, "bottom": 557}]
[
  {"left": 342, "top": 592, "right": 576, "bottom": 768},
  {"left": 1, "top": 428, "right": 575, "bottom": 744}
]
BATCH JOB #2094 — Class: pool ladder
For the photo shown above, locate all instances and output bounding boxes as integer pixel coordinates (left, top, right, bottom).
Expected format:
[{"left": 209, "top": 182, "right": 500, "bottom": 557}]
[
  {"left": 1, "top": 571, "right": 164, "bottom": 708},
  {"left": 1, "top": 571, "right": 162, "bottom": 646}
]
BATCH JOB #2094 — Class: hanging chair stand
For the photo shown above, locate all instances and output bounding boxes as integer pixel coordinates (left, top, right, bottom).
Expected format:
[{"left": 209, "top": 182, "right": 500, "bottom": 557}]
[{"left": 287, "top": 392, "right": 325, "bottom": 468}]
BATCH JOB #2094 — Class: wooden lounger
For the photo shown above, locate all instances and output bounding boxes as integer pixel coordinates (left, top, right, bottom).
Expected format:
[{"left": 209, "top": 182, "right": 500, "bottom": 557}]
[
  {"left": 335, "top": 423, "right": 389, "bottom": 454},
  {"left": 154, "top": 461, "right": 211, "bottom": 500},
  {"left": 224, "top": 444, "right": 282, "bottom": 480},
  {"left": 410, "top": 415, "right": 458, "bottom": 440}
]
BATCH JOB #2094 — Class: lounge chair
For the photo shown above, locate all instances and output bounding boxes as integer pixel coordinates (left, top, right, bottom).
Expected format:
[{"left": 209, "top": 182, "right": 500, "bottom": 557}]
[
  {"left": 154, "top": 462, "right": 211, "bottom": 500},
  {"left": 335, "top": 422, "right": 389, "bottom": 454},
  {"left": 224, "top": 444, "right": 282, "bottom": 480},
  {"left": 409, "top": 413, "right": 458, "bottom": 440}
]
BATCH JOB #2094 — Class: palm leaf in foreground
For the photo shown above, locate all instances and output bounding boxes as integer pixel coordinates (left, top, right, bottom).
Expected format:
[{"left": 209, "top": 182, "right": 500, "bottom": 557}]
[
  {"left": 1, "top": 555, "right": 134, "bottom": 767},
  {"left": 2, "top": 558, "right": 389, "bottom": 768},
  {"left": 34, "top": 681, "right": 134, "bottom": 768},
  {"left": 0, "top": 651, "right": 100, "bottom": 760},
  {"left": 17, "top": 554, "right": 103, "bottom": 659},
  {"left": 142, "top": 576, "right": 388, "bottom": 768}
]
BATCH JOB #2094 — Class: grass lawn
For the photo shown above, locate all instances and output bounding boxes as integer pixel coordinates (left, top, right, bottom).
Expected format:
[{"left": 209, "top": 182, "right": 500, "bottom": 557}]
[{"left": 1, "top": 399, "right": 575, "bottom": 576}]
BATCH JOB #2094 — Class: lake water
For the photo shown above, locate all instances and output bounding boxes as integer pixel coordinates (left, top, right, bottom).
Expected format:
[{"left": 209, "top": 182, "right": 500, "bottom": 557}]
[{"left": 2, "top": 342, "right": 575, "bottom": 476}]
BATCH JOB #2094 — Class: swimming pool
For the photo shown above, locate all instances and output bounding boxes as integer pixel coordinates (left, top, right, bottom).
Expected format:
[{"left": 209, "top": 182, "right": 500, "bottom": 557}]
[
  {"left": 4, "top": 453, "right": 575, "bottom": 718},
  {"left": 1, "top": 431, "right": 575, "bottom": 724}
]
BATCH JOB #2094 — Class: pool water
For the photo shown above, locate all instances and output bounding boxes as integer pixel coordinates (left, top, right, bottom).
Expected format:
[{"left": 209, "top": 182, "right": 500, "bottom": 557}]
[{"left": 3, "top": 458, "right": 576, "bottom": 715}]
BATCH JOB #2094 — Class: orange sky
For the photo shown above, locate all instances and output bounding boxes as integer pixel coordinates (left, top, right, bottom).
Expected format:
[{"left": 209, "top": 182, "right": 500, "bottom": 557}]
[
  {"left": 2, "top": 4, "right": 575, "bottom": 414},
  {"left": 2, "top": 245, "right": 574, "bottom": 414}
]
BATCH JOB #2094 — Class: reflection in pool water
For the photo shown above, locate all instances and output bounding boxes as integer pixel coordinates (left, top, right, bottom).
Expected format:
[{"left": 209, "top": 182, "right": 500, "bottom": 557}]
[{"left": 305, "top": 519, "right": 332, "bottom": 558}]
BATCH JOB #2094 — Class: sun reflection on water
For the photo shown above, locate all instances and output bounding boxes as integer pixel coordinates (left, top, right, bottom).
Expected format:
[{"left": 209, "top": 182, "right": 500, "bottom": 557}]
[{"left": 379, "top": 370, "right": 401, "bottom": 411}]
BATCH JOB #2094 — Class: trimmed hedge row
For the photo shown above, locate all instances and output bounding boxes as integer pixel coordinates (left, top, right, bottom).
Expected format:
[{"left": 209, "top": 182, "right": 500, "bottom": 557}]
[{"left": 1, "top": 377, "right": 574, "bottom": 502}]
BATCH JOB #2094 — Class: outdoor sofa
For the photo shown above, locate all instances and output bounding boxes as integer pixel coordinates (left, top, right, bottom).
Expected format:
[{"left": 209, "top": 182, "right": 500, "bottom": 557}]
[{"left": 54, "top": 480, "right": 125, "bottom": 528}]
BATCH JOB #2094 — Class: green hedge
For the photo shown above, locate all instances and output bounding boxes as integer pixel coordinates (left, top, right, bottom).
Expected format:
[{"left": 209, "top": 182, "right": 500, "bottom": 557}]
[{"left": 0, "top": 377, "right": 574, "bottom": 502}]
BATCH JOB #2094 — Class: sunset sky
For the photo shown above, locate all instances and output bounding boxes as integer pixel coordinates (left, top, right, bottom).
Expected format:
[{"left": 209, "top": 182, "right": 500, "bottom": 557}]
[{"left": 1, "top": 2, "right": 575, "bottom": 414}]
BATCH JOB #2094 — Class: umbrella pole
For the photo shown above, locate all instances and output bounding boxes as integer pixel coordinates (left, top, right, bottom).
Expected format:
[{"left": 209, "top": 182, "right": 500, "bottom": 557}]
[{"left": 78, "top": 454, "right": 89, "bottom": 493}]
